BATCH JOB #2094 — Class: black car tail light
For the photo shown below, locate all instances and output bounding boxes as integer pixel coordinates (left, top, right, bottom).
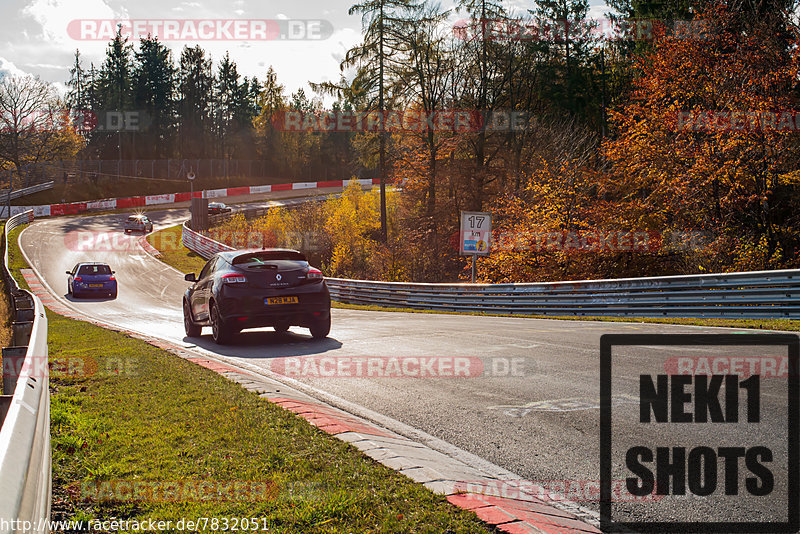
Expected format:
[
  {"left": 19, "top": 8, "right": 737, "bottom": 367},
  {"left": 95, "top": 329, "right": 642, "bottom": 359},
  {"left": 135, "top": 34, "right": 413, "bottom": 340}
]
[{"left": 221, "top": 273, "right": 247, "bottom": 284}]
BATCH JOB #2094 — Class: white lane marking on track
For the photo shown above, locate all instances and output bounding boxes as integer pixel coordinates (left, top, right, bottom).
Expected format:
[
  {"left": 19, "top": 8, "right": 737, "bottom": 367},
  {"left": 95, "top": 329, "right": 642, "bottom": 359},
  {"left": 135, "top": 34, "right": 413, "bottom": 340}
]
[{"left": 488, "top": 395, "right": 640, "bottom": 417}]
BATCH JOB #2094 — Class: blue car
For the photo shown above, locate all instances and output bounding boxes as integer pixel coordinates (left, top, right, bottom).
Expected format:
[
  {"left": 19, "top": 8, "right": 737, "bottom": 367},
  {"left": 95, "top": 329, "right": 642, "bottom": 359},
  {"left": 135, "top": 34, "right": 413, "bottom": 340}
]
[{"left": 67, "top": 262, "right": 117, "bottom": 298}]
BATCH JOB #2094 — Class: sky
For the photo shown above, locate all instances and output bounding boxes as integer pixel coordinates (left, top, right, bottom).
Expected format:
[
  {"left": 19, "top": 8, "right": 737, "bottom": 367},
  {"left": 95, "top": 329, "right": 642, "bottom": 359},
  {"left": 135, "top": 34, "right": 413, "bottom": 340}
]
[{"left": 0, "top": 0, "right": 611, "bottom": 99}]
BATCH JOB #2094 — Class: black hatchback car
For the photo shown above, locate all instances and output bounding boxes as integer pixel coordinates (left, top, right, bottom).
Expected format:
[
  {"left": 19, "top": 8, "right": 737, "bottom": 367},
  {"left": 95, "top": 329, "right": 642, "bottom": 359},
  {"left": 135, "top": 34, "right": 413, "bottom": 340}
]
[
  {"left": 183, "top": 249, "right": 331, "bottom": 344},
  {"left": 208, "top": 202, "right": 232, "bottom": 215}
]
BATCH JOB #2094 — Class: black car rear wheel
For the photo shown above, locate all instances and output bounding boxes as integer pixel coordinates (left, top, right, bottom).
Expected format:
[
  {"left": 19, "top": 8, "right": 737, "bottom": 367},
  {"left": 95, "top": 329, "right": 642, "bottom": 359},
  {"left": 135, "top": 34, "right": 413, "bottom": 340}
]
[
  {"left": 184, "top": 300, "right": 201, "bottom": 337},
  {"left": 309, "top": 314, "right": 331, "bottom": 339},
  {"left": 210, "top": 302, "right": 233, "bottom": 344}
]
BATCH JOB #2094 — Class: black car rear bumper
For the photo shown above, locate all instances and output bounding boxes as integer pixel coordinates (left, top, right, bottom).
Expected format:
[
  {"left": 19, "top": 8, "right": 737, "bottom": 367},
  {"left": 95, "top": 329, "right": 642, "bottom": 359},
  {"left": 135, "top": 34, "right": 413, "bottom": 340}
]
[
  {"left": 225, "top": 308, "right": 330, "bottom": 329},
  {"left": 216, "top": 283, "right": 330, "bottom": 328}
]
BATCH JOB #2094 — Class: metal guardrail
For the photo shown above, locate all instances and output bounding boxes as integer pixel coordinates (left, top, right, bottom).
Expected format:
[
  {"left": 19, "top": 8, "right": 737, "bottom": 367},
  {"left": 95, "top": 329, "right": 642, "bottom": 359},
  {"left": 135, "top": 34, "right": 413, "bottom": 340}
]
[
  {"left": 324, "top": 272, "right": 800, "bottom": 319},
  {"left": 0, "top": 183, "right": 56, "bottom": 218},
  {"left": 181, "top": 211, "right": 800, "bottom": 319},
  {"left": 182, "top": 194, "right": 338, "bottom": 254},
  {"left": 0, "top": 210, "right": 51, "bottom": 533},
  {"left": 0, "top": 182, "right": 55, "bottom": 203},
  {"left": 182, "top": 221, "right": 234, "bottom": 259}
]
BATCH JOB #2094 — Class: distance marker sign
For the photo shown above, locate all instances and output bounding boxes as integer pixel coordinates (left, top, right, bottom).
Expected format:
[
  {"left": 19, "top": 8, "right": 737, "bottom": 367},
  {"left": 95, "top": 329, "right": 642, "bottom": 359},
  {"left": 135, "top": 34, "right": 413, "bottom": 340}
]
[{"left": 460, "top": 211, "right": 491, "bottom": 256}]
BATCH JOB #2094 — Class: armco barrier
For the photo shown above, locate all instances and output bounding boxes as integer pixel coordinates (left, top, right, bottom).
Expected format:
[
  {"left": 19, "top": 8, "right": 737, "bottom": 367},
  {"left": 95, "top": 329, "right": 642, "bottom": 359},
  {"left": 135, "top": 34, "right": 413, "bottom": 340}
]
[
  {"left": 324, "top": 272, "right": 800, "bottom": 319},
  {"left": 181, "top": 219, "right": 800, "bottom": 319},
  {"left": 182, "top": 221, "right": 234, "bottom": 259},
  {"left": 6, "top": 178, "right": 380, "bottom": 219},
  {"left": 0, "top": 210, "right": 50, "bottom": 533}
]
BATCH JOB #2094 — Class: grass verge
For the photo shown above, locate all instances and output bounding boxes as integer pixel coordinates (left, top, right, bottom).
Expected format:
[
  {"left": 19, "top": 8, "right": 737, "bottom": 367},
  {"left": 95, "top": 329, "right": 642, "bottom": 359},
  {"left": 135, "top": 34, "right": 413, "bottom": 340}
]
[
  {"left": 7, "top": 224, "right": 490, "bottom": 533},
  {"left": 146, "top": 224, "right": 207, "bottom": 275},
  {"left": 146, "top": 223, "right": 800, "bottom": 332}
]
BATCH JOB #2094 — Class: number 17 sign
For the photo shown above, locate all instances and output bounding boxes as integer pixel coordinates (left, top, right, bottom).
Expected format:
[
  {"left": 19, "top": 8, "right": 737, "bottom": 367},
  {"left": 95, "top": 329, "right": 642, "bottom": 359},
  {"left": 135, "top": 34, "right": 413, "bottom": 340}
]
[{"left": 460, "top": 211, "right": 492, "bottom": 256}]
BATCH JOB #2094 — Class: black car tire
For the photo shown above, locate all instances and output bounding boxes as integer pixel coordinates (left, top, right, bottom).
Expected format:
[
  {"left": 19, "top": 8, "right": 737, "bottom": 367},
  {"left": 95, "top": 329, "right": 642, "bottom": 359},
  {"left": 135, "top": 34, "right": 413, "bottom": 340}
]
[
  {"left": 309, "top": 315, "right": 331, "bottom": 339},
  {"left": 210, "top": 302, "right": 233, "bottom": 344},
  {"left": 184, "top": 300, "right": 201, "bottom": 337}
]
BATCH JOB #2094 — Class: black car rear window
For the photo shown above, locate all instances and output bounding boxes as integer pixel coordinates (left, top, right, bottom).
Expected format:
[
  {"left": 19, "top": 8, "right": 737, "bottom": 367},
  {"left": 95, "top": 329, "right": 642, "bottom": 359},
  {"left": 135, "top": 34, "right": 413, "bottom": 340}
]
[
  {"left": 232, "top": 251, "right": 307, "bottom": 265},
  {"left": 78, "top": 264, "right": 111, "bottom": 275}
]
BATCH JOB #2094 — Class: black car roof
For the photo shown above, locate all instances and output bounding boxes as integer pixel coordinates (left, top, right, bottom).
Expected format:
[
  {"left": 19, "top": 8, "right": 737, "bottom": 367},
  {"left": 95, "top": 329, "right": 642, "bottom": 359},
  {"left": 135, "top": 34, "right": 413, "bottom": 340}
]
[{"left": 215, "top": 248, "right": 303, "bottom": 262}]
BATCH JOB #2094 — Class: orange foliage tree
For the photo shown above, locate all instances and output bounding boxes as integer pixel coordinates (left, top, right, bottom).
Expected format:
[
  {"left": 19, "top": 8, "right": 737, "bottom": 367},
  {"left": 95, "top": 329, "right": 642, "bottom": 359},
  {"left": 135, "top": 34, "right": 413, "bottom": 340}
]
[{"left": 602, "top": 2, "right": 800, "bottom": 272}]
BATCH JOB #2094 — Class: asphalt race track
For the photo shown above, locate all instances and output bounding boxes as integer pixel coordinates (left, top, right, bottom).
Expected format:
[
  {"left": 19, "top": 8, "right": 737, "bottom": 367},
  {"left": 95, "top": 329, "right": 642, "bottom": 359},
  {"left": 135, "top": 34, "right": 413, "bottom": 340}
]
[{"left": 20, "top": 206, "right": 795, "bottom": 528}]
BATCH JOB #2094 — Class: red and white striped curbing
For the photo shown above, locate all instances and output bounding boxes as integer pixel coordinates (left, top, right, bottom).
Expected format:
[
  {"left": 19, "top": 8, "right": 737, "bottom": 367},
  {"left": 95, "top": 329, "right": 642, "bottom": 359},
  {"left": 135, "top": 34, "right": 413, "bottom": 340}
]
[{"left": 9, "top": 178, "right": 379, "bottom": 218}]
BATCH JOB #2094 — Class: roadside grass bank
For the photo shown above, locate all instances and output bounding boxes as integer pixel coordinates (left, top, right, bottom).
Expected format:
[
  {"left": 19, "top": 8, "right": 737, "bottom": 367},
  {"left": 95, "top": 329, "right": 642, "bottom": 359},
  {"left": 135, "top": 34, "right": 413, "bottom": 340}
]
[
  {"left": 147, "top": 224, "right": 800, "bottom": 332},
  {"left": 146, "top": 224, "right": 207, "bottom": 275},
  {"left": 7, "top": 224, "right": 491, "bottom": 533}
]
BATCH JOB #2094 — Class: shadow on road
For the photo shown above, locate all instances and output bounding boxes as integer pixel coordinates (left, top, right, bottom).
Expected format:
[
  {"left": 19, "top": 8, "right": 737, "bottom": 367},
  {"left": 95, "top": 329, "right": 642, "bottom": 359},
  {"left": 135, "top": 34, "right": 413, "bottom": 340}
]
[
  {"left": 64, "top": 293, "right": 116, "bottom": 302},
  {"left": 184, "top": 328, "right": 342, "bottom": 358}
]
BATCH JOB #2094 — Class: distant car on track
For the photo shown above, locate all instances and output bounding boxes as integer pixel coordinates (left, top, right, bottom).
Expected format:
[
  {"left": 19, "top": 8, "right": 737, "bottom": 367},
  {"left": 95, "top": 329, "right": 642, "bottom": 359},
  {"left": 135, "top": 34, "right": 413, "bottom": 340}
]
[
  {"left": 124, "top": 214, "right": 153, "bottom": 233},
  {"left": 183, "top": 249, "right": 330, "bottom": 344},
  {"left": 67, "top": 262, "right": 117, "bottom": 298},
  {"left": 208, "top": 202, "right": 232, "bottom": 215}
]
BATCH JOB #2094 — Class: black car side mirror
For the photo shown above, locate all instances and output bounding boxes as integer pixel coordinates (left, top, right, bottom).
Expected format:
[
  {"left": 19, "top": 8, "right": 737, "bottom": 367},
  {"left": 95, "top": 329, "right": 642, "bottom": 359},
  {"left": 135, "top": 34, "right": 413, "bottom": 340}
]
[
  {"left": 65, "top": 271, "right": 71, "bottom": 275},
  {"left": 185, "top": 273, "right": 196, "bottom": 282}
]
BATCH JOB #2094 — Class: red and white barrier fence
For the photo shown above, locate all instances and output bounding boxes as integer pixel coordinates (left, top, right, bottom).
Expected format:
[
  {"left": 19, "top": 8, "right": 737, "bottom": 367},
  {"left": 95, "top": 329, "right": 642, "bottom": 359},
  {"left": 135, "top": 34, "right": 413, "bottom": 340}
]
[{"left": 7, "top": 179, "right": 379, "bottom": 219}]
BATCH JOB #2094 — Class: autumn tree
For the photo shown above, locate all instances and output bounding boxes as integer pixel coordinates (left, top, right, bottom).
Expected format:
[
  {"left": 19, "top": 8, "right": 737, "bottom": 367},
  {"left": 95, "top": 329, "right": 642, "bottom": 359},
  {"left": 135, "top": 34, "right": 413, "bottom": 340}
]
[
  {"left": 344, "top": 0, "right": 421, "bottom": 241},
  {"left": 0, "top": 75, "right": 83, "bottom": 185},
  {"left": 603, "top": 2, "right": 800, "bottom": 271}
]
